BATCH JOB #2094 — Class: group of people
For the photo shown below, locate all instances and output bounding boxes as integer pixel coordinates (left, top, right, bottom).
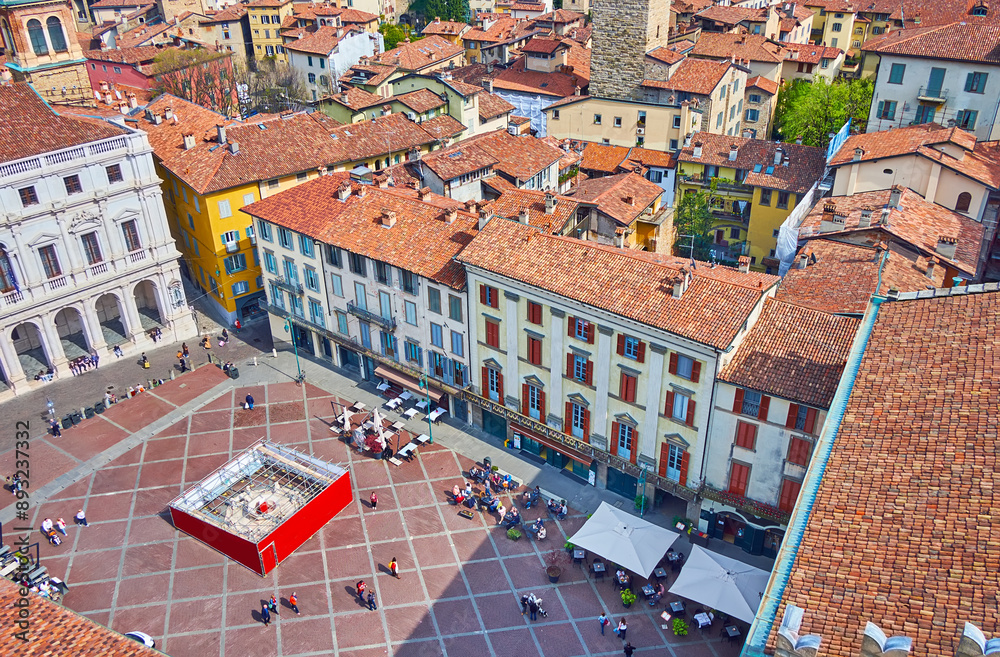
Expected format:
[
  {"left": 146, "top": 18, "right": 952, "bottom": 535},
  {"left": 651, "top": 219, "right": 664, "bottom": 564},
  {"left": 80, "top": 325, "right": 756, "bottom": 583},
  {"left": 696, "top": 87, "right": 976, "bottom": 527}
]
[
  {"left": 176, "top": 343, "right": 190, "bottom": 372},
  {"left": 68, "top": 353, "right": 99, "bottom": 375},
  {"left": 599, "top": 613, "right": 635, "bottom": 654},
  {"left": 147, "top": 327, "right": 163, "bottom": 342},
  {"left": 259, "top": 592, "right": 299, "bottom": 626},
  {"left": 40, "top": 512, "right": 88, "bottom": 545},
  {"left": 33, "top": 367, "right": 54, "bottom": 382},
  {"left": 519, "top": 593, "right": 549, "bottom": 620}
]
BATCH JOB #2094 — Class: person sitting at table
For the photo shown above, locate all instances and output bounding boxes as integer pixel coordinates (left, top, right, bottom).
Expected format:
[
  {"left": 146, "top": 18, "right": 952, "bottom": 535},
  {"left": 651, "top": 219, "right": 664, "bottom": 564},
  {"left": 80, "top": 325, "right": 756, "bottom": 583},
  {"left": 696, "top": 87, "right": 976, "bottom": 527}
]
[
  {"left": 505, "top": 507, "right": 521, "bottom": 526},
  {"left": 529, "top": 518, "right": 544, "bottom": 534},
  {"left": 547, "top": 498, "right": 561, "bottom": 513},
  {"left": 649, "top": 582, "right": 664, "bottom": 606}
]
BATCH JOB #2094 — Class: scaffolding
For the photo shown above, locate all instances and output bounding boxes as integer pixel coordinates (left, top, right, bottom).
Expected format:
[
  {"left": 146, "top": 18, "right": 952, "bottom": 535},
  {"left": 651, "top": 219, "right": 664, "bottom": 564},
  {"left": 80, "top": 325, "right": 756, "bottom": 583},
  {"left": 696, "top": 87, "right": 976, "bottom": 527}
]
[{"left": 169, "top": 439, "right": 347, "bottom": 543}]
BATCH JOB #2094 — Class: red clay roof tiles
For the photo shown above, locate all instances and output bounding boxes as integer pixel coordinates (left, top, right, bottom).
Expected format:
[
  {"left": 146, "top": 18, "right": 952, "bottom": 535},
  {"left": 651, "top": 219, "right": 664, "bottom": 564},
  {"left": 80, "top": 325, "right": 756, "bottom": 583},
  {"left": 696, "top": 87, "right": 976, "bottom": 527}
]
[
  {"left": 862, "top": 20, "right": 1000, "bottom": 63},
  {"left": 644, "top": 58, "right": 733, "bottom": 96},
  {"left": 572, "top": 171, "right": 663, "bottom": 225},
  {"left": 678, "top": 133, "right": 826, "bottom": 194},
  {"left": 375, "top": 35, "right": 464, "bottom": 71}
]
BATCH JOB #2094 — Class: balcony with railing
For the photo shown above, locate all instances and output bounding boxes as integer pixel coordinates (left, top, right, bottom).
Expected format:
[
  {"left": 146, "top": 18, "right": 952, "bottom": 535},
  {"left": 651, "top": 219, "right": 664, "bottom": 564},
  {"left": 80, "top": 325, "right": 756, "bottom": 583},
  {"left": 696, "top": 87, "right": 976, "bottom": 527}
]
[
  {"left": 917, "top": 86, "right": 949, "bottom": 103},
  {"left": 0, "top": 135, "right": 131, "bottom": 179},
  {"left": 701, "top": 486, "right": 790, "bottom": 525},
  {"left": 272, "top": 277, "right": 304, "bottom": 296},
  {"left": 679, "top": 174, "right": 754, "bottom": 194},
  {"left": 347, "top": 302, "right": 396, "bottom": 331}
]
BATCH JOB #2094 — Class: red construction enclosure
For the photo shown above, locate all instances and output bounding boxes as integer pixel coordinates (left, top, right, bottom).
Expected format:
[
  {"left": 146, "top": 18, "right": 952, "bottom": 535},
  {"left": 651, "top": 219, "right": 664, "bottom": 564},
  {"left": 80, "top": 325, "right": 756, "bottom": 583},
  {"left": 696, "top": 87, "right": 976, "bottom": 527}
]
[{"left": 169, "top": 439, "right": 352, "bottom": 576}]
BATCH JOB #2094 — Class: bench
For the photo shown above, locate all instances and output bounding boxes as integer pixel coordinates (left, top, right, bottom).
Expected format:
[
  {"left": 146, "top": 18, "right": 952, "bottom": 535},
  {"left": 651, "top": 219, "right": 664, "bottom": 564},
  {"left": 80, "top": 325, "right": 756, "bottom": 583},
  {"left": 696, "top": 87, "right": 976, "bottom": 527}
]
[{"left": 388, "top": 457, "right": 403, "bottom": 467}]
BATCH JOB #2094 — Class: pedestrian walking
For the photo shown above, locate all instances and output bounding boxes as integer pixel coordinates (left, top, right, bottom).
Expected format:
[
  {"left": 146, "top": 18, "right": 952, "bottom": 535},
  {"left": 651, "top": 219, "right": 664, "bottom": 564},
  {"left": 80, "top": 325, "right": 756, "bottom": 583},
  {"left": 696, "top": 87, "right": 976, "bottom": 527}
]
[
  {"left": 520, "top": 593, "right": 530, "bottom": 615},
  {"left": 75, "top": 509, "right": 88, "bottom": 526},
  {"left": 55, "top": 518, "right": 67, "bottom": 536},
  {"left": 182, "top": 343, "right": 189, "bottom": 358},
  {"left": 367, "top": 591, "right": 377, "bottom": 611},
  {"left": 268, "top": 595, "right": 279, "bottom": 615},
  {"left": 624, "top": 642, "right": 635, "bottom": 656},
  {"left": 92, "top": 351, "right": 99, "bottom": 368},
  {"left": 370, "top": 491, "right": 378, "bottom": 510},
  {"left": 289, "top": 592, "right": 300, "bottom": 615},
  {"left": 616, "top": 619, "right": 628, "bottom": 641},
  {"left": 528, "top": 597, "right": 539, "bottom": 621},
  {"left": 245, "top": 394, "right": 254, "bottom": 410},
  {"left": 389, "top": 557, "right": 398, "bottom": 578},
  {"left": 50, "top": 419, "right": 61, "bottom": 438},
  {"left": 141, "top": 353, "right": 149, "bottom": 369},
  {"left": 356, "top": 580, "right": 366, "bottom": 600},
  {"left": 261, "top": 603, "right": 271, "bottom": 627},
  {"left": 179, "top": 357, "right": 187, "bottom": 373},
  {"left": 599, "top": 612, "right": 609, "bottom": 635}
]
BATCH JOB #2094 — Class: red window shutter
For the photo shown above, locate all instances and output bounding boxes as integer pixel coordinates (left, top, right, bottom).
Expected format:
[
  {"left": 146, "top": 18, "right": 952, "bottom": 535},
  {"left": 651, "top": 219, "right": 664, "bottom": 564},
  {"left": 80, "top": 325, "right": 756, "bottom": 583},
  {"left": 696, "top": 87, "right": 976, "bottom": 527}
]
[
  {"left": 788, "top": 437, "right": 810, "bottom": 466},
  {"left": 629, "top": 429, "right": 638, "bottom": 464},
  {"left": 582, "top": 408, "right": 590, "bottom": 440},
  {"left": 566, "top": 352, "right": 574, "bottom": 378},
  {"left": 729, "top": 462, "right": 749, "bottom": 496},
  {"left": 497, "top": 372, "right": 504, "bottom": 399},
  {"left": 610, "top": 421, "right": 620, "bottom": 456},
  {"left": 658, "top": 443, "right": 669, "bottom": 477},
  {"left": 628, "top": 375, "right": 637, "bottom": 402},
  {"left": 636, "top": 341, "right": 646, "bottom": 364},
  {"left": 758, "top": 395, "right": 770, "bottom": 421},
  {"left": 786, "top": 403, "right": 799, "bottom": 429},
  {"left": 679, "top": 451, "right": 690, "bottom": 486},
  {"left": 565, "top": 401, "right": 573, "bottom": 433},
  {"left": 538, "top": 390, "right": 546, "bottom": 418},
  {"left": 534, "top": 339, "right": 542, "bottom": 365},
  {"left": 586, "top": 322, "right": 595, "bottom": 344},
  {"left": 690, "top": 359, "right": 700, "bottom": 382},
  {"left": 668, "top": 352, "right": 678, "bottom": 374},
  {"left": 733, "top": 388, "right": 744, "bottom": 413},
  {"left": 481, "top": 367, "right": 489, "bottom": 393},
  {"left": 521, "top": 383, "right": 530, "bottom": 416},
  {"left": 491, "top": 288, "right": 499, "bottom": 309},
  {"left": 804, "top": 408, "right": 817, "bottom": 434},
  {"left": 567, "top": 316, "right": 575, "bottom": 337},
  {"left": 778, "top": 478, "right": 802, "bottom": 513},
  {"left": 479, "top": 284, "right": 486, "bottom": 305},
  {"left": 686, "top": 399, "right": 696, "bottom": 426},
  {"left": 664, "top": 390, "right": 674, "bottom": 416},
  {"left": 617, "top": 334, "right": 626, "bottom": 356},
  {"left": 619, "top": 372, "right": 627, "bottom": 399},
  {"left": 585, "top": 360, "right": 593, "bottom": 385}
]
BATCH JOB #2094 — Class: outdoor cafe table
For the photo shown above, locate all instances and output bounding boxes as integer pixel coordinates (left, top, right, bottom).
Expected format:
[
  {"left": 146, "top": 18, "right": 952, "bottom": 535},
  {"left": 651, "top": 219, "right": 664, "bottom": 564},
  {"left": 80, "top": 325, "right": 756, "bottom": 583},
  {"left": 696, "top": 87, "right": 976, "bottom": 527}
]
[
  {"left": 670, "top": 600, "right": 685, "bottom": 614},
  {"left": 653, "top": 567, "right": 668, "bottom": 579},
  {"left": 726, "top": 626, "right": 742, "bottom": 642},
  {"left": 642, "top": 584, "right": 656, "bottom": 598}
]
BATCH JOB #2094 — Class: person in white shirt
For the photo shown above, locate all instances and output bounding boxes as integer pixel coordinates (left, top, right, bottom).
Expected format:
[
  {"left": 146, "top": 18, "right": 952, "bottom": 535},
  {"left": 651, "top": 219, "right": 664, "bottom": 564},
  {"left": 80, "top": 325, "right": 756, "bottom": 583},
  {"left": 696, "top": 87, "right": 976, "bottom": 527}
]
[{"left": 40, "top": 518, "right": 53, "bottom": 533}]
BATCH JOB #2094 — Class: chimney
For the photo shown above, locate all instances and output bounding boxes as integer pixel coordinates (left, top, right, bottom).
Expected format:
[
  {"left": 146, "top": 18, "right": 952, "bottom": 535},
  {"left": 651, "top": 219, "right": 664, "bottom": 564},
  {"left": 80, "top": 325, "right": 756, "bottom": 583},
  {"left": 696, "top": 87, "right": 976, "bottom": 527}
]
[
  {"left": 341, "top": 91, "right": 349, "bottom": 103},
  {"left": 380, "top": 209, "right": 396, "bottom": 227},
  {"left": 797, "top": 252, "right": 809, "bottom": 269},
  {"left": 444, "top": 207, "right": 457, "bottom": 224},
  {"left": 925, "top": 256, "right": 938, "bottom": 279},
  {"left": 819, "top": 202, "right": 842, "bottom": 232},
  {"left": 128, "top": 93, "right": 138, "bottom": 109},
  {"left": 182, "top": 132, "right": 196, "bottom": 150},
  {"left": 889, "top": 186, "right": 902, "bottom": 208},
  {"left": 164, "top": 106, "right": 174, "bottom": 120},
  {"left": 216, "top": 124, "right": 227, "bottom": 144},
  {"left": 484, "top": 79, "right": 493, "bottom": 93},
  {"left": 545, "top": 192, "right": 557, "bottom": 214},
  {"left": 782, "top": 154, "right": 790, "bottom": 167},
  {"left": 229, "top": 141, "right": 239, "bottom": 154},
  {"left": 337, "top": 27, "right": 343, "bottom": 37},
  {"left": 478, "top": 208, "right": 491, "bottom": 230},
  {"left": 418, "top": 186, "right": 431, "bottom": 201},
  {"left": 853, "top": 147, "right": 864, "bottom": 162},
  {"left": 518, "top": 208, "right": 530, "bottom": 224},
  {"left": 738, "top": 256, "right": 751, "bottom": 273},
  {"left": 795, "top": 135, "right": 803, "bottom": 145},
  {"left": 356, "top": 184, "right": 367, "bottom": 198},
  {"left": 693, "top": 141, "right": 703, "bottom": 158},
  {"left": 858, "top": 206, "right": 873, "bottom": 228},
  {"left": 337, "top": 181, "right": 351, "bottom": 201},
  {"left": 774, "top": 146, "right": 783, "bottom": 165},
  {"left": 936, "top": 236, "right": 958, "bottom": 260},
  {"left": 574, "top": 85, "right": 581, "bottom": 96},
  {"left": 729, "top": 144, "right": 738, "bottom": 161},
  {"left": 153, "top": 112, "right": 163, "bottom": 125},
  {"left": 625, "top": 195, "right": 635, "bottom": 206},
  {"left": 671, "top": 280, "right": 683, "bottom": 298},
  {"left": 99, "top": 80, "right": 109, "bottom": 92}
]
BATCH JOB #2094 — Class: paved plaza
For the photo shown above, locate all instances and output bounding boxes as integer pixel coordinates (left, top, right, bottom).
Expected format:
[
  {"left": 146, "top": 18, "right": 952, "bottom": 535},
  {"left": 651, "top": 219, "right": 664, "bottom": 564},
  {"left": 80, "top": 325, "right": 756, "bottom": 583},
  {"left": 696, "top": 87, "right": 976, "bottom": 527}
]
[{"left": 0, "top": 359, "right": 753, "bottom": 657}]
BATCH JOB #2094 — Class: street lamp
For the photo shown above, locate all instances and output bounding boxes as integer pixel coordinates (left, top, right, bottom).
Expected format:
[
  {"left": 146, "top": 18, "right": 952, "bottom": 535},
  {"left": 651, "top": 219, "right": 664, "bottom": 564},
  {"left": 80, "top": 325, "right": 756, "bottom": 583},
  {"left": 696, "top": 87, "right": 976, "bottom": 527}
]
[
  {"left": 283, "top": 317, "right": 303, "bottom": 383},
  {"left": 418, "top": 373, "right": 433, "bottom": 445}
]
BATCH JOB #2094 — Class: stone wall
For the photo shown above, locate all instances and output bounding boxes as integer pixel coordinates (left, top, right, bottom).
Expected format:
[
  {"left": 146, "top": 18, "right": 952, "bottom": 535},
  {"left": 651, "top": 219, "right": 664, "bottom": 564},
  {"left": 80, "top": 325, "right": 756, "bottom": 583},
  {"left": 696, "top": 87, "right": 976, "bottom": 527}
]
[
  {"left": 590, "top": 0, "right": 672, "bottom": 100},
  {"left": 21, "top": 62, "right": 93, "bottom": 106}
]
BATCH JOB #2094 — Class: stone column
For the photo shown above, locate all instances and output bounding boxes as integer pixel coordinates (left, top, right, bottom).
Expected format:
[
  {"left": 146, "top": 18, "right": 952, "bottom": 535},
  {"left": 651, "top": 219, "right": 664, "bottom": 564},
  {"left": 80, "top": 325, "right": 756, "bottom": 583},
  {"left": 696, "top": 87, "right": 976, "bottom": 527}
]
[
  {"left": 40, "top": 315, "right": 68, "bottom": 372},
  {"left": 77, "top": 302, "right": 107, "bottom": 352},
  {"left": 121, "top": 286, "right": 145, "bottom": 340},
  {"left": 503, "top": 290, "right": 519, "bottom": 409},
  {"left": 591, "top": 325, "right": 614, "bottom": 447},
  {"left": 640, "top": 342, "right": 667, "bottom": 462},
  {"left": 0, "top": 335, "right": 26, "bottom": 386},
  {"left": 546, "top": 307, "right": 565, "bottom": 430}
]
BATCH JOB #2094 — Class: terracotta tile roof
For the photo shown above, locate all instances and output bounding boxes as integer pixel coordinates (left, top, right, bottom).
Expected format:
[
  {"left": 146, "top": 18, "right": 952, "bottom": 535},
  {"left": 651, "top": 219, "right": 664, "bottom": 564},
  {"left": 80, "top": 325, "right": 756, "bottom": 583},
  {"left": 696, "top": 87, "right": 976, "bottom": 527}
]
[
  {"left": 374, "top": 35, "right": 464, "bottom": 71},
  {"left": 696, "top": 5, "right": 754, "bottom": 25},
  {"left": 646, "top": 43, "right": 690, "bottom": 65},
  {"left": 520, "top": 36, "right": 567, "bottom": 54},
  {"left": 478, "top": 91, "right": 515, "bottom": 120},
  {"left": 572, "top": 171, "right": 664, "bottom": 225},
  {"left": 803, "top": 0, "right": 855, "bottom": 11},
  {"left": 245, "top": 177, "right": 477, "bottom": 289},
  {"left": 469, "top": 129, "right": 563, "bottom": 181},
  {"left": 644, "top": 58, "right": 733, "bottom": 96},
  {"left": 565, "top": 24, "right": 592, "bottom": 45},
  {"left": 779, "top": 3, "right": 815, "bottom": 21},
  {"left": 393, "top": 88, "right": 446, "bottom": 113},
  {"left": 797, "top": 188, "right": 985, "bottom": 275},
  {"left": 628, "top": 147, "right": 675, "bottom": 169},
  {"left": 509, "top": 115, "right": 531, "bottom": 126},
  {"left": 720, "top": 298, "right": 860, "bottom": 407},
  {"left": 0, "top": 83, "right": 127, "bottom": 165},
  {"left": 690, "top": 32, "right": 786, "bottom": 63},
  {"left": 0, "top": 578, "right": 159, "bottom": 655},
  {"left": 533, "top": 8, "right": 586, "bottom": 23},
  {"left": 438, "top": 76, "right": 483, "bottom": 96},
  {"left": 420, "top": 143, "right": 499, "bottom": 180},
  {"left": 580, "top": 142, "right": 632, "bottom": 173},
  {"left": 781, "top": 41, "right": 843, "bottom": 63},
  {"left": 91, "top": 0, "right": 144, "bottom": 6},
  {"left": 113, "top": 21, "right": 174, "bottom": 48},
  {"left": 201, "top": 5, "right": 247, "bottom": 23},
  {"left": 419, "top": 114, "right": 467, "bottom": 140},
  {"left": 247, "top": 0, "right": 291, "bottom": 7},
  {"left": 83, "top": 45, "right": 160, "bottom": 65},
  {"left": 829, "top": 123, "right": 976, "bottom": 165},
  {"left": 492, "top": 45, "right": 590, "bottom": 97},
  {"left": 914, "top": 143, "right": 1000, "bottom": 189},
  {"left": 862, "top": 20, "right": 1000, "bottom": 63},
  {"left": 421, "top": 19, "right": 470, "bottom": 36},
  {"left": 283, "top": 25, "right": 364, "bottom": 55},
  {"left": 543, "top": 93, "right": 591, "bottom": 110},
  {"left": 540, "top": 136, "right": 583, "bottom": 170},
  {"left": 775, "top": 238, "right": 946, "bottom": 314},
  {"left": 678, "top": 133, "right": 826, "bottom": 194},
  {"left": 339, "top": 62, "right": 398, "bottom": 87},
  {"left": 458, "top": 219, "right": 779, "bottom": 349},
  {"left": 510, "top": 1, "right": 547, "bottom": 10},
  {"left": 323, "top": 84, "right": 383, "bottom": 110},
  {"left": 486, "top": 188, "right": 580, "bottom": 232},
  {"left": 483, "top": 174, "right": 518, "bottom": 193},
  {"left": 674, "top": 0, "right": 713, "bottom": 14},
  {"left": 464, "top": 16, "right": 517, "bottom": 43},
  {"left": 769, "top": 287, "right": 1000, "bottom": 657},
  {"left": 747, "top": 75, "right": 779, "bottom": 95}
]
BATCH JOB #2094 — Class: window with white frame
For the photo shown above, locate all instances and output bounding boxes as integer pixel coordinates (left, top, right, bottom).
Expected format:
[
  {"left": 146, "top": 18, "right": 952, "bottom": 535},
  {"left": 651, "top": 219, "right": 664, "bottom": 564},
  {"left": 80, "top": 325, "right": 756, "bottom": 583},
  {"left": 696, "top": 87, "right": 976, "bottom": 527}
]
[
  {"left": 232, "top": 280, "right": 249, "bottom": 296},
  {"left": 218, "top": 199, "right": 232, "bottom": 218},
  {"left": 671, "top": 391, "right": 690, "bottom": 422}
]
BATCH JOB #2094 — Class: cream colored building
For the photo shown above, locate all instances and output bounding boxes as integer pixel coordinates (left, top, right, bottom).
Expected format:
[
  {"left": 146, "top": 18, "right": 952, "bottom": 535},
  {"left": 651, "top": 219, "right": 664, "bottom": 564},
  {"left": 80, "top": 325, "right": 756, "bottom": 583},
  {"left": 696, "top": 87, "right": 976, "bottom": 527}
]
[{"left": 544, "top": 96, "right": 702, "bottom": 152}]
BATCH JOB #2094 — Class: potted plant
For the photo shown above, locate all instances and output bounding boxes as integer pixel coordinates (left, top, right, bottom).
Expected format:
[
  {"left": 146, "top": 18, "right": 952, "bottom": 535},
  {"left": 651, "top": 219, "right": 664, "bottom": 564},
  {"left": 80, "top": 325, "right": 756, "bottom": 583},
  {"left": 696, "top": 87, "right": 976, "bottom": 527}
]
[
  {"left": 673, "top": 618, "right": 689, "bottom": 636},
  {"left": 546, "top": 549, "right": 570, "bottom": 583},
  {"left": 564, "top": 541, "right": 575, "bottom": 554},
  {"left": 621, "top": 588, "right": 637, "bottom": 608},
  {"left": 507, "top": 527, "right": 522, "bottom": 541},
  {"left": 634, "top": 494, "right": 649, "bottom": 512}
]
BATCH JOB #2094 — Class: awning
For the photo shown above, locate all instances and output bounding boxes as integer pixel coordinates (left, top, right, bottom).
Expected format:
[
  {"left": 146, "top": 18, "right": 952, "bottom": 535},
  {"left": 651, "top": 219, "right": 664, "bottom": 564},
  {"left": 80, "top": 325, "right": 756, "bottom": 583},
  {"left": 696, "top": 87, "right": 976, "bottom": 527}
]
[
  {"left": 374, "top": 365, "right": 448, "bottom": 404},
  {"left": 512, "top": 423, "right": 593, "bottom": 466}
]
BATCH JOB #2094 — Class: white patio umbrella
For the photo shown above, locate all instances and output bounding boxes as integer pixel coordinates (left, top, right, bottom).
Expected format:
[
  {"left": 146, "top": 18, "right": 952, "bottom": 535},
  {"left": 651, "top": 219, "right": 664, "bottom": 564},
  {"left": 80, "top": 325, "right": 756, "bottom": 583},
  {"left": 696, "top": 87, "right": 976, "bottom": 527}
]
[
  {"left": 667, "top": 544, "right": 770, "bottom": 623},
  {"left": 567, "top": 502, "right": 680, "bottom": 578},
  {"left": 340, "top": 409, "right": 354, "bottom": 433}
]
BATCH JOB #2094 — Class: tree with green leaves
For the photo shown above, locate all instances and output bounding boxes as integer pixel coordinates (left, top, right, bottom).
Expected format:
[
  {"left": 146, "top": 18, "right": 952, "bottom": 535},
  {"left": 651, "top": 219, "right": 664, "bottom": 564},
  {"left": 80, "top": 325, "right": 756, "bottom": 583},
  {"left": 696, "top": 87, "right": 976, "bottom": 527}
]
[
  {"left": 771, "top": 76, "right": 873, "bottom": 148},
  {"left": 672, "top": 181, "right": 720, "bottom": 261},
  {"left": 379, "top": 22, "right": 418, "bottom": 50},
  {"left": 409, "top": 0, "right": 469, "bottom": 22}
]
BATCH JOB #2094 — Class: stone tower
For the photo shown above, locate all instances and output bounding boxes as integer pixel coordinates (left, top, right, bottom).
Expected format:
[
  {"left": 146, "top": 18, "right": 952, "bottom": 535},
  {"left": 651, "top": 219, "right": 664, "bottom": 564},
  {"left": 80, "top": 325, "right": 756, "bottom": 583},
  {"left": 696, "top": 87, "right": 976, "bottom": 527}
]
[
  {"left": 589, "top": 0, "right": 672, "bottom": 101},
  {"left": 0, "top": 0, "right": 93, "bottom": 106}
]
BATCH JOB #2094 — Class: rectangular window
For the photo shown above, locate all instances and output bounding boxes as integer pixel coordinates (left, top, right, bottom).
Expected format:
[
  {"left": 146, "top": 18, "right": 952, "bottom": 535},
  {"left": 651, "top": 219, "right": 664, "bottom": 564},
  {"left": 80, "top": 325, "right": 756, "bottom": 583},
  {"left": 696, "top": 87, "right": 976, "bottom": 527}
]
[
  {"left": 735, "top": 420, "right": 757, "bottom": 450},
  {"left": 527, "top": 336, "right": 542, "bottom": 365},
  {"left": 378, "top": 290, "right": 392, "bottom": 319},
  {"left": 18, "top": 186, "right": 38, "bottom": 207},
  {"left": 218, "top": 199, "right": 232, "bottom": 218},
  {"left": 224, "top": 253, "right": 247, "bottom": 274},
  {"left": 573, "top": 354, "right": 588, "bottom": 382},
  {"left": 304, "top": 267, "right": 319, "bottom": 291},
  {"left": 325, "top": 244, "right": 341, "bottom": 268},
  {"left": 619, "top": 372, "right": 637, "bottom": 403},
  {"left": 777, "top": 191, "right": 790, "bottom": 209},
  {"left": 258, "top": 221, "right": 273, "bottom": 242},
  {"left": 594, "top": 114, "right": 602, "bottom": 125},
  {"left": 484, "top": 320, "right": 499, "bottom": 348},
  {"left": 486, "top": 368, "right": 502, "bottom": 402},
  {"left": 404, "top": 300, "right": 417, "bottom": 325},
  {"left": 359, "top": 322, "right": 371, "bottom": 348},
  {"left": 613, "top": 116, "right": 622, "bottom": 127},
  {"left": 876, "top": 100, "right": 897, "bottom": 120},
  {"left": 958, "top": 109, "right": 979, "bottom": 130},
  {"left": 328, "top": 273, "right": 343, "bottom": 297},
  {"left": 64, "top": 175, "right": 82, "bottom": 195},
  {"left": 221, "top": 230, "right": 240, "bottom": 245},
  {"left": 573, "top": 318, "right": 591, "bottom": 341},
  {"left": 121, "top": 220, "right": 141, "bottom": 252},
  {"left": 759, "top": 188, "right": 772, "bottom": 206},
  {"left": 232, "top": 280, "right": 250, "bottom": 296},
  {"left": 401, "top": 270, "right": 418, "bottom": 295},
  {"left": 778, "top": 478, "right": 802, "bottom": 513},
  {"left": 354, "top": 282, "right": 367, "bottom": 310},
  {"left": 404, "top": 340, "right": 421, "bottom": 363},
  {"left": 451, "top": 330, "right": 464, "bottom": 357},
  {"left": 349, "top": 252, "right": 367, "bottom": 276},
  {"left": 337, "top": 311, "right": 349, "bottom": 335},
  {"left": 966, "top": 71, "right": 989, "bottom": 93},
  {"left": 616, "top": 423, "right": 634, "bottom": 456},
  {"left": 299, "top": 235, "right": 314, "bottom": 258},
  {"left": 431, "top": 322, "right": 444, "bottom": 348},
  {"left": 716, "top": 112, "right": 723, "bottom": 128},
  {"left": 194, "top": 196, "right": 200, "bottom": 212},
  {"left": 741, "top": 390, "right": 762, "bottom": 417},
  {"left": 380, "top": 331, "right": 396, "bottom": 358},
  {"left": 309, "top": 300, "right": 325, "bottom": 327},
  {"left": 570, "top": 402, "right": 587, "bottom": 439},
  {"left": 669, "top": 353, "right": 699, "bottom": 381},
  {"left": 448, "top": 295, "right": 462, "bottom": 321},
  {"left": 745, "top": 109, "right": 759, "bottom": 122},
  {"left": 671, "top": 391, "right": 690, "bottom": 422},
  {"left": 479, "top": 284, "right": 498, "bottom": 308},
  {"left": 888, "top": 62, "right": 905, "bottom": 84},
  {"left": 81, "top": 232, "right": 102, "bottom": 264},
  {"left": 39, "top": 245, "right": 61, "bottom": 278},
  {"left": 243, "top": 193, "right": 255, "bottom": 207},
  {"left": 263, "top": 251, "right": 278, "bottom": 274},
  {"left": 729, "top": 462, "right": 750, "bottom": 497},
  {"left": 375, "top": 261, "right": 391, "bottom": 285},
  {"left": 278, "top": 227, "right": 294, "bottom": 249},
  {"left": 106, "top": 164, "right": 123, "bottom": 183},
  {"left": 623, "top": 336, "right": 640, "bottom": 360},
  {"left": 428, "top": 287, "right": 441, "bottom": 314}
]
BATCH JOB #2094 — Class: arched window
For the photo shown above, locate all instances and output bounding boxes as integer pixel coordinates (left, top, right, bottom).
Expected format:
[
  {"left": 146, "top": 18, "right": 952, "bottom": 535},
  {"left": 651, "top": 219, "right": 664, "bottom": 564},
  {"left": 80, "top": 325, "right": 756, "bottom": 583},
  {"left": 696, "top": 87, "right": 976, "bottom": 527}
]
[
  {"left": 1, "top": 20, "right": 16, "bottom": 55},
  {"left": 0, "top": 247, "right": 18, "bottom": 293},
  {"left": 956, "top": 191, "right": 972, "bottom": 213},
  {"left": 26, "top": 19, "right": 47, "bottom": 55},
  {"left": 46, "top": 16, "right": 67, "bottom": 52}
]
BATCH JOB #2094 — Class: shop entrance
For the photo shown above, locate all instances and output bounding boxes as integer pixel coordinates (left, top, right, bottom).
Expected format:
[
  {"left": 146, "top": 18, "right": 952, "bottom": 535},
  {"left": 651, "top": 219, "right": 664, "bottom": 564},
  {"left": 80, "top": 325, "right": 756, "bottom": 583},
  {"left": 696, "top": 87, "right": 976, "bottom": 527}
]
[
  {"left": 482, "top": 410, "right": 507, "bottom": 440},
  {"left": 606, "top": 467, "right": 638, "bottom": 499}
]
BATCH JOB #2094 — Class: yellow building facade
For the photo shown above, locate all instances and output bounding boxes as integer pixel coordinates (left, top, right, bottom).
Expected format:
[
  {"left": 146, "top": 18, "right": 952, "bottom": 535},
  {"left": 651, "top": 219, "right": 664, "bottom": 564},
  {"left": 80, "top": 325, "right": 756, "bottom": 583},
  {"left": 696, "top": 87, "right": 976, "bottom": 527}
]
[{"left": 247, "top": 0, "right": 294, "bottom": 61}]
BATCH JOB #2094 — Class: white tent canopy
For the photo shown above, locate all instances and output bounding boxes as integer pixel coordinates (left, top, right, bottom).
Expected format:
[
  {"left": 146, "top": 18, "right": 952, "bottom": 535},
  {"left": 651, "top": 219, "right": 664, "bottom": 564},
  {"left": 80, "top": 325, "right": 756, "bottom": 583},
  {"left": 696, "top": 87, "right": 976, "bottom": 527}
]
[
  {"left": 567, "top": 502, "right": 680, "bottom": 578},
  {"left": 667, "top": 544, "right": 770, "bottom": 623}
]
